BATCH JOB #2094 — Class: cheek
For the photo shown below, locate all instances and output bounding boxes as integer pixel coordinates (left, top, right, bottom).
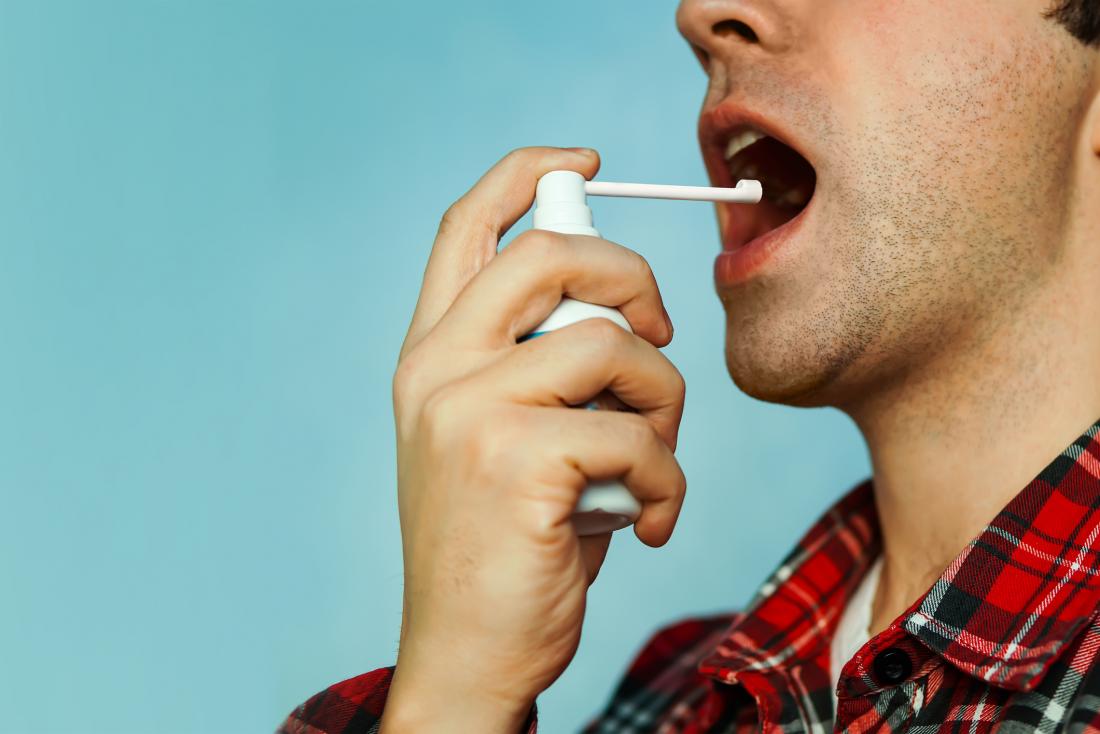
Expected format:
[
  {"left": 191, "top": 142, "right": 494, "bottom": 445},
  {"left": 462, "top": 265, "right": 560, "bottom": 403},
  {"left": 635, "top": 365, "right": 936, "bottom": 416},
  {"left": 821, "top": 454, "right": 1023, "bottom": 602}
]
[
  {"left": 824, "top": 0, "right": 1026, "bottom": 131},
  {"left": 820, "top": 1, "right": 1071, "bottom": 225}
]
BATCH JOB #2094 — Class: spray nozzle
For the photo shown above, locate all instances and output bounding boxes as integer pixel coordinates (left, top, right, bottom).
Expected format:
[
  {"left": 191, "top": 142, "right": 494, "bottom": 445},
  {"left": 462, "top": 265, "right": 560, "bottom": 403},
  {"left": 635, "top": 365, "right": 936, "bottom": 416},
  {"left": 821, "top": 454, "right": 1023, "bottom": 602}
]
[{"left": 533, "top": 170, "right": 761, "bottom": 233}]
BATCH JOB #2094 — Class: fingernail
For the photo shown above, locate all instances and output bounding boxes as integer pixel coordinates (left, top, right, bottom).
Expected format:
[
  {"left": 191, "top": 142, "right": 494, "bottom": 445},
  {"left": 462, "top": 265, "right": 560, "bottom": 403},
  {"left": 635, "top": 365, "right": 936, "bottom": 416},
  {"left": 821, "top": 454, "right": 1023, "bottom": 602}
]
[
  {"left": 664, "top": 311, "right": 674, "bottom": 339},
  {"left": 566, "top": 147, "right": 597, "bottom": 157}
]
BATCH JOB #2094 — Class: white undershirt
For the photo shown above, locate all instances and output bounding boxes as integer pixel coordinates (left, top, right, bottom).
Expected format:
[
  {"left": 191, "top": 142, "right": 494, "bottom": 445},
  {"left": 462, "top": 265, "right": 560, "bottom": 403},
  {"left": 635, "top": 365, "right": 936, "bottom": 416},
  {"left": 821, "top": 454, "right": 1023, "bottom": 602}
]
[{"left": 830, "top": 555, "right": 883, "bottom": 716}]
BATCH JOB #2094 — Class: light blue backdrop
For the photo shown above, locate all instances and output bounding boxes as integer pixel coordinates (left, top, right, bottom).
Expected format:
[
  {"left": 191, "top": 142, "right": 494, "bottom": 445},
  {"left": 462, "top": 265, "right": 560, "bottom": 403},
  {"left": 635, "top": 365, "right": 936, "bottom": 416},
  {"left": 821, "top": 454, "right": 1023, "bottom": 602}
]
[{"left": 0, "top": 2, "right": 870, "bottom": 732}]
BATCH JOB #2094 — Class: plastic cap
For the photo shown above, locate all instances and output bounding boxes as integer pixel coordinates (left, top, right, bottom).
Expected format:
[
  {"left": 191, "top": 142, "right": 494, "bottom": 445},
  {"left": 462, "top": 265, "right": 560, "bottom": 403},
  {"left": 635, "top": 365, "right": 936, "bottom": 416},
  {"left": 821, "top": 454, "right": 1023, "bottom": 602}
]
[
  {"left": 533, "top": 171, "right": 596, "bottom": 234},
  {"left": 536, "top": 170, "right": 586, "bottom": 203}
]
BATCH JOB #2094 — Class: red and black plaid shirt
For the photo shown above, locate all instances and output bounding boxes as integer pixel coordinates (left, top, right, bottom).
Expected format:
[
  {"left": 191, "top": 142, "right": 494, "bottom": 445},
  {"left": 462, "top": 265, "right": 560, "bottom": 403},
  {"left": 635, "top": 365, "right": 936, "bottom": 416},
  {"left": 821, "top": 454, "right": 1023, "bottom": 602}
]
[{"left": 280, "top": 419, "right": 1100, "bottom": 733}]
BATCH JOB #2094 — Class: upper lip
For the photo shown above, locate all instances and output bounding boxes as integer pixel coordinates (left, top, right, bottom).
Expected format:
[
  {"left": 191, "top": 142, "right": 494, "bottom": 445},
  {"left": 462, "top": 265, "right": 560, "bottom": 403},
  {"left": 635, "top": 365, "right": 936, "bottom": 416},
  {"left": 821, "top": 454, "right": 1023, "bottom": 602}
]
[{"left": 698, "top": 99, "right": 815, "bottom": 188}]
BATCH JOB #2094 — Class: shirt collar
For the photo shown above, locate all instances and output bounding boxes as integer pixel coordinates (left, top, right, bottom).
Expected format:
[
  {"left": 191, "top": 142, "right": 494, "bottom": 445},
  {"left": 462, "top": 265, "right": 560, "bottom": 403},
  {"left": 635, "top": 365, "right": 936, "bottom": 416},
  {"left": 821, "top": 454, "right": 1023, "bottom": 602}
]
[{"left": 698, "top": 420, "right": 1100, "bottom": 693}]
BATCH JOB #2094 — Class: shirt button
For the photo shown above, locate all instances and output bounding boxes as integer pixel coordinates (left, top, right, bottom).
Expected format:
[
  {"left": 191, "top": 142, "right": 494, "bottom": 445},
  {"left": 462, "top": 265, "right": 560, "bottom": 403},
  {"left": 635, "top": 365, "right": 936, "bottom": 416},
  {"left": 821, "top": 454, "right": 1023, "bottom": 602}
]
[{"left": 872, "top": 647, "right": 912, "bottom": 684}]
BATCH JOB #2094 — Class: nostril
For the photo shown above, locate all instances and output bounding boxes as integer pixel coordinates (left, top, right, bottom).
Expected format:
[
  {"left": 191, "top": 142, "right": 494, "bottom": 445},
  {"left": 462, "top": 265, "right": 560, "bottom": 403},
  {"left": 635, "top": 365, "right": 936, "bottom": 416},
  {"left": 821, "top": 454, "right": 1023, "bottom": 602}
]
[{"left": 712, "top": 19, "right": 759, "bottom": 43}]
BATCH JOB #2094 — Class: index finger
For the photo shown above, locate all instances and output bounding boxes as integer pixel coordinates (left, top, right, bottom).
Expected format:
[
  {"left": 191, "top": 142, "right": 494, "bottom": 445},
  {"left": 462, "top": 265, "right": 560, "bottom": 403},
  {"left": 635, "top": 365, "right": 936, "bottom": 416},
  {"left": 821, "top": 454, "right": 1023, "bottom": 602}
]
[{"left": 400, "top": 146, "right": 600, "bottom": 360}]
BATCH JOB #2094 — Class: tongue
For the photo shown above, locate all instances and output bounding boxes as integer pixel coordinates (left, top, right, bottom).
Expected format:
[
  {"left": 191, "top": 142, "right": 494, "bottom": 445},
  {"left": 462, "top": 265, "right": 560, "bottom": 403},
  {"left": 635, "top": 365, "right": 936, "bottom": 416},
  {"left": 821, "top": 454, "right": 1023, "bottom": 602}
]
[{"left": 723, "top": 199, "right": 799, "bottom": 249}]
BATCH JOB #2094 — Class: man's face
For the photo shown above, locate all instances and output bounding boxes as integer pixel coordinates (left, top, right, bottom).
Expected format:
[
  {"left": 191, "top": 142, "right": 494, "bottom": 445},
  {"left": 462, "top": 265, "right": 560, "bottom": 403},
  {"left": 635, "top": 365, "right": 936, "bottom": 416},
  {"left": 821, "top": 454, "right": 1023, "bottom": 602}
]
[{"left": 676, "top": 0, "right": 1094, "bottom": 409}]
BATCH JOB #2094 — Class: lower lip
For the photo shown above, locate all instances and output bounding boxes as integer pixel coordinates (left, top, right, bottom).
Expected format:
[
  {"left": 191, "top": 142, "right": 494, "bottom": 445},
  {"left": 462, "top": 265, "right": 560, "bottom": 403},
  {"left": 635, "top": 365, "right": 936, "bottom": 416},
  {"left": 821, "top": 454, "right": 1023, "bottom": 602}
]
[{"left": 713, "top": 202, "right": 811, "bottom": 287}]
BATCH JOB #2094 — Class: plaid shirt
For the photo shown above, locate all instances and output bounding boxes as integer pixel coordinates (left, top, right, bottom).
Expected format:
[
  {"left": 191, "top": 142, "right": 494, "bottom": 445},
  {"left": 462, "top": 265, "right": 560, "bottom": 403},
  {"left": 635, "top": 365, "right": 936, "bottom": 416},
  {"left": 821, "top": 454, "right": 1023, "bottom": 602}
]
[{"left": 279, "top": 419, "right": 1100, "bottom": 733}]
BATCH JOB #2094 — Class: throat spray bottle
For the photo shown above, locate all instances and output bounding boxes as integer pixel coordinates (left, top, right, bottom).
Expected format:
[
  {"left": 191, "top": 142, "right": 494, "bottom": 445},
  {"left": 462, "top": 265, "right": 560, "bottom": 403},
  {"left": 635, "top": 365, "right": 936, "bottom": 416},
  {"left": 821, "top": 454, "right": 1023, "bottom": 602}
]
[{"left": 522, "top": 170, "right": 762, "bottom": 536}]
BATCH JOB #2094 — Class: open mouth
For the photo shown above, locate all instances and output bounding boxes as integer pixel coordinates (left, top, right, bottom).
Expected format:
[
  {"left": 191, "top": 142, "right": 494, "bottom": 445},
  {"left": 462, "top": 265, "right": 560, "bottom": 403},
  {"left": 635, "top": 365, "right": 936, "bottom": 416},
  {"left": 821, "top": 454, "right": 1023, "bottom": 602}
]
[{"left": 705, "top": 121, "right": 818, "bottom": 251}]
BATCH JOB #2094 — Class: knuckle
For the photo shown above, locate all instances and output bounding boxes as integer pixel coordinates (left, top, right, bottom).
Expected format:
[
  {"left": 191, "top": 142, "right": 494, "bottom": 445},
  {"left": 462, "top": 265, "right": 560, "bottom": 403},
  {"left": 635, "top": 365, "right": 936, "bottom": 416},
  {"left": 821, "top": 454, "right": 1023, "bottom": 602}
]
[
  {"left": 473, "top": 406, "right": 526, "bottom": 467},
  {"left": 577, "top": 317, "right": 630, "bottom": 357},
  {"left": 509, "top": 228, "right": 562, "bottom": 265},
  {"left": 473, "top": 429, "right": 531, "bottom": 492},
  {"left": 502, "top": 146, "right": 561, "bottom": 172},
  {"left": 439, "top": 198, "right": 463, "bottom": 229},
  {"left": 392, "top": 341, "right": 438, "bottom": 400},
  {"left": 419, "top": 383, "right": 468, "bottom": 443},
  {"left": 439, "top": 197, "right": 474, "bottom": 234},
  {"left": 672, "top": 463, "right": 688, "bottom": 499},
  {"left": 393, "top": 347, "right": 434, "bottom": 430},
  {"left": 627, "top": 249, "right": 656, "bottom": 283},
  {"left": 440, "top": 196, "right": 498, "bottom": 244},
  {"left": 501, "top": 146, "right": 535, "bottom": 167},
  {"left": 419, "top": 385, "right": 518, "bottom": 472},
  {"left": 621, "top": 411, "right": 657, "bottom": 447},
  {"left": 669, "top": 364, "right": 687, "bottom": 405},
  {"left": 392, "top": 350, "right": 421, "bottom": 401}
]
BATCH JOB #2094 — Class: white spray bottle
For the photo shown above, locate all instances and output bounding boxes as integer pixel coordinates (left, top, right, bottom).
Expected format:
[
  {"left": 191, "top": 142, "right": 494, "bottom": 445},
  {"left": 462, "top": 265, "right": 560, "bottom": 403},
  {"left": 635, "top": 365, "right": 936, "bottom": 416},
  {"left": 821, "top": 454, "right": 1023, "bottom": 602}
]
[{"left": 524, "top": 170, "right": 762, "bottom": 536}]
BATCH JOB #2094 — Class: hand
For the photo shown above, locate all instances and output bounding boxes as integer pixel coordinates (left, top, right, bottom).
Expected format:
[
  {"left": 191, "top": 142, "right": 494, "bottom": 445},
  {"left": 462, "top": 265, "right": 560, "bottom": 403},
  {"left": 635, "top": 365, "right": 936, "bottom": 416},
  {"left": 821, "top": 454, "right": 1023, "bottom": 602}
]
[{"left": 382, "top": 147, "right": 687, "bottom": 732}]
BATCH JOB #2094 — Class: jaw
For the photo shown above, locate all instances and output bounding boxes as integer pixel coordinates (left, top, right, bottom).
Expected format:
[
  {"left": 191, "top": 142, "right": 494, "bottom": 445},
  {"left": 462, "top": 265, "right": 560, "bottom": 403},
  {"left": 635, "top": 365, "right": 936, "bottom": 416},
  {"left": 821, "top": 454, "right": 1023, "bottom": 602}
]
[{"left": 720, "top": 299, "right": 864, "bottom": 408}]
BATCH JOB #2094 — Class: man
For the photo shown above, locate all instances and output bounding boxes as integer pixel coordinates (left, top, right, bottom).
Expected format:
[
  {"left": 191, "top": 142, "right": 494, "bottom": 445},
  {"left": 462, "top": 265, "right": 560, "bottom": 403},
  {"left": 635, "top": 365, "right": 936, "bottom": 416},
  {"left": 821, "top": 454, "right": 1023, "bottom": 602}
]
[{"left": 280, "top": 0, "right": 1100, "bottom": 731}]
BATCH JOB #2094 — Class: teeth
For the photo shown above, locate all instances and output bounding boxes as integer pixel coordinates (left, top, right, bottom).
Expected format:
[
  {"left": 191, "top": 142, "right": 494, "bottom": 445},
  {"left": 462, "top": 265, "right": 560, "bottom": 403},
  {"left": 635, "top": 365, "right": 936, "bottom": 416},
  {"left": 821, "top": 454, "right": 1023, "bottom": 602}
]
[{"left": 724, "top": 129, "right": 766, "bottom": 161}]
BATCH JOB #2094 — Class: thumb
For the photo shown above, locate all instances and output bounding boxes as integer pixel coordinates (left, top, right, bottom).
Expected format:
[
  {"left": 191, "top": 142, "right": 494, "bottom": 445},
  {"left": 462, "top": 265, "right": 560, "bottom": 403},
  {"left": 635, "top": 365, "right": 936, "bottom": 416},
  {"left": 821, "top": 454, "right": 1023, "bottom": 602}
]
[{"left": 400, "top": 147, "right": 600, "bottom": 359}]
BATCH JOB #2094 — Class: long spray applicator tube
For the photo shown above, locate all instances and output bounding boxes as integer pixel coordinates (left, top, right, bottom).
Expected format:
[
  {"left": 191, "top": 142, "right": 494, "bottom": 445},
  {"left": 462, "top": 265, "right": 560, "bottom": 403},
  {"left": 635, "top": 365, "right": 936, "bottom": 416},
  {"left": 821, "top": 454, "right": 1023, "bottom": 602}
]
[
  {"left": 585, "top": 178, "right": 762, "bottom": 203},
  {"left": 525, "top": 171, "right": 761, "bottom": 536}
]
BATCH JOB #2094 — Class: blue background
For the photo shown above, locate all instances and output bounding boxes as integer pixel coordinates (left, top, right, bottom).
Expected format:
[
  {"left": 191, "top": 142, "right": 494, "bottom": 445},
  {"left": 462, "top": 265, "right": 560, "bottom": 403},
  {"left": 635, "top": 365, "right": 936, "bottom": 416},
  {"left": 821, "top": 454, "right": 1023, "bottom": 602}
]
[{"left": 0, "top": 2, "right": 869, "bottom": 732}]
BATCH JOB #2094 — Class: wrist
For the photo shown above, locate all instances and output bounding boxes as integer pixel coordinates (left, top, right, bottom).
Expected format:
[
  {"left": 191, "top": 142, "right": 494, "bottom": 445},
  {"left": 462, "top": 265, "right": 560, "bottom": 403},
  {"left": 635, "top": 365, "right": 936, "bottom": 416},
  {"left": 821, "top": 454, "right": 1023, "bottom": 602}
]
[{"left": 383, "top": 661, "right": 535, "bottom": 734}]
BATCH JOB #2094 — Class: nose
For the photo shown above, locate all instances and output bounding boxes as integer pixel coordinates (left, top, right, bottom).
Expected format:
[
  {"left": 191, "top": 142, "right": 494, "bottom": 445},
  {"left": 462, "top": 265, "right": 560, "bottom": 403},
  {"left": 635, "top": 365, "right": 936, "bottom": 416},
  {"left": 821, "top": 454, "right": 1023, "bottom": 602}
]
[{"left": 676, "top": 0, "right": 793, "bottom": 66}]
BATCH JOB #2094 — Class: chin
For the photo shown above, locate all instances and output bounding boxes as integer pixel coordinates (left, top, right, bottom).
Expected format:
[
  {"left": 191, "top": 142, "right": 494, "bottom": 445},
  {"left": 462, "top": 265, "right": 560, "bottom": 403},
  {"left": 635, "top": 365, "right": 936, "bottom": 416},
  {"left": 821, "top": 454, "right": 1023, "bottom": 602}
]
[{"left": 721, "top": 316, "right": 858, "bottom": 408}]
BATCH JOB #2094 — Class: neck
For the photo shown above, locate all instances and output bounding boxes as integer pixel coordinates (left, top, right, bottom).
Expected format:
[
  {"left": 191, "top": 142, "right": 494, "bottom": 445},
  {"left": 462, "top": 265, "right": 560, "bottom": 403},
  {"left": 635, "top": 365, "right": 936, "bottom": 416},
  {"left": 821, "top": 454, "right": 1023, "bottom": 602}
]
[{"left": 846, "top": 252, "right": 1100, "bottom": 634}]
